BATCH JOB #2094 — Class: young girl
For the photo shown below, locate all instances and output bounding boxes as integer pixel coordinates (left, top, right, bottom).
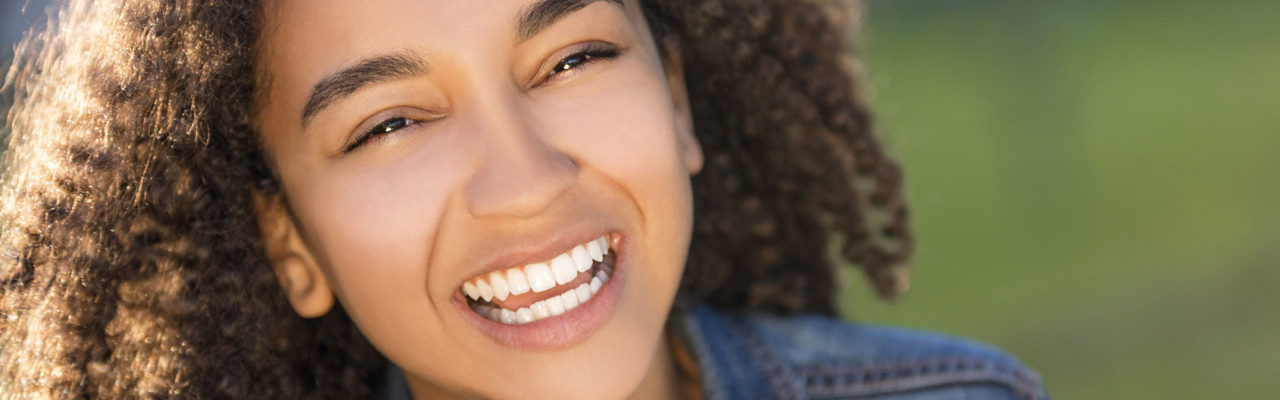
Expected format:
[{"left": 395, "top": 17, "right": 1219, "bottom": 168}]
[{"left": 0, "top": 0, "right": 1046, "bottom": 398}]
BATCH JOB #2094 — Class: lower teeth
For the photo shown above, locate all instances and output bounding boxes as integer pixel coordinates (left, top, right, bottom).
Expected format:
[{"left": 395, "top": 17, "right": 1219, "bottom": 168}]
[{"left": 470, "top": 264, "right": 612, "bottom": 325}]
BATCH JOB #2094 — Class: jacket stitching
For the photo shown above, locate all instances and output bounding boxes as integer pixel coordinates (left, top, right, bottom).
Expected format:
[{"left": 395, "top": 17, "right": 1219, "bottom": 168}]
[
  {"left": 677, "top": 310, "right": 740, "bottom": 400},
  {"left": 728, "top": 315, "right": 804, "bottom": 400},
  {"left": 800, "top": 358, "right": 1040, "bottom": 398},
  {"left": 797, "top": 357, "right": 1044, "bottom": 399}
]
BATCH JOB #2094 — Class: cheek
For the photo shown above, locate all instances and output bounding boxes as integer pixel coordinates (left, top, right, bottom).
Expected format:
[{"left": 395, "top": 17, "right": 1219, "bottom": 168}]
[
  {"left": 285, "top": 142, "right": 469, "bottom": 303},
  {"left": 537, "top": 59, "right": 695, "bottom": 299},
  {"left": 281, "top": 144, "right": 480, "bottom": 358},
  {"left": 539, "top": 60, "right": 692, "bottom": 197}
]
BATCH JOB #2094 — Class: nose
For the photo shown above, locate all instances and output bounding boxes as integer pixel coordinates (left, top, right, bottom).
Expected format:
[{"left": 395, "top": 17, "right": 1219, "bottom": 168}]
[{"left": 464, "top": 98, "right": 577, "bottom": 219}]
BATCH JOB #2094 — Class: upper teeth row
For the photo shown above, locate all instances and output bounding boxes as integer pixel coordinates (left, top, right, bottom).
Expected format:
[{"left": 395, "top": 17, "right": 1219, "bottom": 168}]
[
  {"left": 472, "top": 269, "right": 611, "bottom": 325},
  {"left": 462, "top": 235, "right": 610, "bottom": 302}
]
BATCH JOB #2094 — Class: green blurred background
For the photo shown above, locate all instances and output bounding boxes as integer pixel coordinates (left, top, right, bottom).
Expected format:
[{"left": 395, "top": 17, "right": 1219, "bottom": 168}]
[
  {"left": 3, "top": 0, "right": 1277, "bottom": 398},
  {"left": 842, "top": 0, "right": 1280, "bottom": 398}
]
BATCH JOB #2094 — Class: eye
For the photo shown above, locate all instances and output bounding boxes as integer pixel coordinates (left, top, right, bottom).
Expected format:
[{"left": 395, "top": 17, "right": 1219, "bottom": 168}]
[
  {"left": 343, "top": 116, "right": 418, "bottom": 153},
  {"left": 536, "top": 43, "right": 620, "bottom": 87}
]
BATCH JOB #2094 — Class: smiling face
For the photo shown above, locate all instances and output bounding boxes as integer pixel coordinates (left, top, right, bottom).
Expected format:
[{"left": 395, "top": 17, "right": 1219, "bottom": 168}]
[{"left": 252, "top": 0, "right": 701, "bottom": 398}]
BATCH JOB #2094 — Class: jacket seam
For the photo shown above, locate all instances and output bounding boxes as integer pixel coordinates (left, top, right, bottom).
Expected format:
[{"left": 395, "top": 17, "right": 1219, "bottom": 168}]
[
  {"left": 729, "top": 315, "right": 804, "bottom": 400},
  {"left": 674, "top": 311, "right": 725, "bottom": 400},
  {"left": 797, "top": 357, "right": 1044, "bottom": 399}
]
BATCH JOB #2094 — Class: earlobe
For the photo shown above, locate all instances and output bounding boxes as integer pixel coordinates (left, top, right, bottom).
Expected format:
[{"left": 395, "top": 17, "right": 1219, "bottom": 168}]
[
  {"left": 660, "top": 37, "right": 703, "bottom": 175},
  {"left": 253, "top": 192, "right": 335, "bottom": 318},
  {"left": 273, "top": 256, "right": 334, "bottom": 318}
]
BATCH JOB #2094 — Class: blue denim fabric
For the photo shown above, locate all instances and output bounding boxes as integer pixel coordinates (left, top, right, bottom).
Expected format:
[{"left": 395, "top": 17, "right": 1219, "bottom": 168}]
[
  {"left": 676, "top": 304, "right": 1048, "bottom": 400},
  {"left": 376, "top": 304, "right": 1048, "bottom": 399}
]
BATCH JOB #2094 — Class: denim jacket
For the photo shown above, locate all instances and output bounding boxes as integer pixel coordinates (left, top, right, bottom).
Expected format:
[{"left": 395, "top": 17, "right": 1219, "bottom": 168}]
[
  {"left": 674, "top": 304, "right": 1048, "bottom": 399},
  {"left": 377, "top": 304, "right": 1048, "bottom": 399}
]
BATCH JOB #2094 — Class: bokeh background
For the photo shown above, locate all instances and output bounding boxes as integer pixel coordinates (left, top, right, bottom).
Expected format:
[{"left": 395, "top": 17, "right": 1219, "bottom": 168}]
[
  {"left": 842, "top": 0, "right": 1280, "bottom": 398},
  {"left": 4, "top": 0, "right": 1278, "bottom": 398}
]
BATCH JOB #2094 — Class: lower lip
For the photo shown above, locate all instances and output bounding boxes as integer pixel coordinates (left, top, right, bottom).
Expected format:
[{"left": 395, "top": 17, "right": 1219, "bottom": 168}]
[{"left": 452, "top": 235, "right": 628, "bottom": 350}]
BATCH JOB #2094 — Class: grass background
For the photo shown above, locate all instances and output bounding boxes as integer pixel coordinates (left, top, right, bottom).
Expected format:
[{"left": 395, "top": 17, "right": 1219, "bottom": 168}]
[{"left": 843, "top": 0, "right": 1280, "bottom": 398}]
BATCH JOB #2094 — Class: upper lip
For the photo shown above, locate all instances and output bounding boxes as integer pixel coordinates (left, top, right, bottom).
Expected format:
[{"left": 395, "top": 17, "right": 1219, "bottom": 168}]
[{"left": 457, "top": 224, "right": 616, "bottom": 289}]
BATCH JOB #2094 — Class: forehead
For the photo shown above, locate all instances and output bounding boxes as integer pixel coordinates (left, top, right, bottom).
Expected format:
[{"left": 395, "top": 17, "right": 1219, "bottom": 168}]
[
  {"left": 256, "top": 0, "right": 510, "bottom": 100},
  {"left": 262, "top": 0, "right": 519, "bottom": 54}
]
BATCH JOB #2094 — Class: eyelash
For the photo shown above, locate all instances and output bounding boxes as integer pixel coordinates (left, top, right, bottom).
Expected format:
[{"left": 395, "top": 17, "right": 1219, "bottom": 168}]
[
  {"left": 344, "top": 116, "right": 419, "bottom": 153},
  {"left": 343, "top": 44, "right": 621, "bottom": 154},
  {"left": 537, "top": 44, "right": 620, "bottom": 86}
]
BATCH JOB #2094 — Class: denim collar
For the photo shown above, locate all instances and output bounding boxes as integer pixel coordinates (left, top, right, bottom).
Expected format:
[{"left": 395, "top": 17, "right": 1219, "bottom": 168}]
[
  {"left": 377, "top": 304, "right": 1047, "bottom": 399},
  {"left": 672, "top": 304, "right": 1048, "bottom": 400}
]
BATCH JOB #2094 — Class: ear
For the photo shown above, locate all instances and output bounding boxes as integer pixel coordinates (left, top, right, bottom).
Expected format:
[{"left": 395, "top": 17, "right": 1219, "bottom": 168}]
[
  {"left": 660, "top": 37, "right": 703, "bottom": 175},
  {"left": 253, "top": 192, "right": 334, "bottom": 318}
]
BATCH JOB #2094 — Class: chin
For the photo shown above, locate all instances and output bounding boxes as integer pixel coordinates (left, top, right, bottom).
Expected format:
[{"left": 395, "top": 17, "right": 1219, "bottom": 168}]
[{"left": 411, "top": 232, "right": 681, "bottom": 400}]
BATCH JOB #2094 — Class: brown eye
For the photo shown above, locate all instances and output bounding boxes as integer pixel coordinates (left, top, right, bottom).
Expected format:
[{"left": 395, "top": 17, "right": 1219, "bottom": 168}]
[
  {"left": 345, "top": 117, "right": 418, "bottom": 153},
  {"left": 538, "top": 44, "right": 620, "bottom": 86},
  {"left": 551, "top": 49, "right": 612, "bottom": 74},
  {"left": 371, "top": 117, "right": 417, "bottom": 134}
]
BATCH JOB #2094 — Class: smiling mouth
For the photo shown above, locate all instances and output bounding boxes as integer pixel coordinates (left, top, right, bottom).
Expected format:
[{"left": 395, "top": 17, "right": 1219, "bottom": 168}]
[{"left": 462, "top": 235, "right": 615, "bottom": 325}]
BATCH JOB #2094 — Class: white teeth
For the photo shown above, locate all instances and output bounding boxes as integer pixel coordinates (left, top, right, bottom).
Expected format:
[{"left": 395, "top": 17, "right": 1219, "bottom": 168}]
[
  {"left": 464, "top": 236, "right": 610, "bottom": 299},
  {"left": 531, "top": 301, "right": 550, "bottom": 319},
  {"left": 525, "top": 263, "right": 555, "bottom": 293},
  {"left": 516, "top": 308, "right": 535, "bottom": 324},
  {"left": 506, "top": 268, "right": 530, "bottom": 295},
  {"left": 586, "top": 239, "right": 604, "bottom": 262},
  {"left": 546, "top": 295, "right": 566, "bottom": 316},
  {"left": 500, "top": 309, "right": 517, "bottom": 324},
  {"left": 489, "top": 271, "right": 510, "bottom": 301},
  {"left": 550, "top": 254, "right": 577, "bottom": 285},
  {"left": 473, "top": 267, "right": 613, "bottom": 325},
  {"left": 463, "top": 281, "right": 480, "bottom": 300},
  {"left": 571, "top": 245, "right": 593, "bottom": 273},
  {"left": 560, "top": 289, "right": 580, "bottom": 310},
  {"left": 465, "top": 235, "right": 616, "bottom": 325},
  {"left": 477, "top": 280, "right": 494, "bottom": 302}
]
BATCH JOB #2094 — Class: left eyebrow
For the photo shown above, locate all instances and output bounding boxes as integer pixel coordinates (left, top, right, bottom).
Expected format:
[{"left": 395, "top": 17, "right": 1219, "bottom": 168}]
[{"left": 517, "top": 0, "right": 624, "bottom": 41}]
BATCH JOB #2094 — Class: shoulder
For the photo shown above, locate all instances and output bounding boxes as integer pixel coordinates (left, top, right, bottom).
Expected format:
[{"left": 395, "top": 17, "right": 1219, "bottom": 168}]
[{"left": 674, "top": 304, "right": 1048, "bottom": 400}]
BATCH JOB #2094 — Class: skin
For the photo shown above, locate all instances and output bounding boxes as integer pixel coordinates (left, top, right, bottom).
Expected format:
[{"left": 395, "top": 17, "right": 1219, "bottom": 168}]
[{"left": 253, "top": 0, "right": 702, "bottom": 398}]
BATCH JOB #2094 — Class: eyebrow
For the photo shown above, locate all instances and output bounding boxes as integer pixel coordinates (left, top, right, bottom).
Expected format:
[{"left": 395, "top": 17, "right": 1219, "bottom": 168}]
[
  {"left": 299, "top": 0, "right": 624, "bottom": 127},
  {"left": 300, "top": 51, "right": 426, "bottom": 127},
  {"left": 518, "top": 0, "right": 624, "bottom": 40}
]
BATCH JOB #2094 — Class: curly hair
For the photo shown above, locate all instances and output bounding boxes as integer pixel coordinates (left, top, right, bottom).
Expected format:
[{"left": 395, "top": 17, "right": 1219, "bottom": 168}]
[{"left": 0, "top": 0, "right": 910, "bottom": 397}]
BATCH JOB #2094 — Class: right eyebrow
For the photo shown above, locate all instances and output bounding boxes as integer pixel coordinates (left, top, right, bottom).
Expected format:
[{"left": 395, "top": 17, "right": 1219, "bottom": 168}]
[{"left": 300, "top": 51, "right": 427, "bottom": 128}]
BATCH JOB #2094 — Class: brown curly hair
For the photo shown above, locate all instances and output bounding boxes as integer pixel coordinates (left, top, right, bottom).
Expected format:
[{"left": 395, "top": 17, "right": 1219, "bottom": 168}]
[{"left": 0, "top": 0, "right": 910, "bottom": 397}]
